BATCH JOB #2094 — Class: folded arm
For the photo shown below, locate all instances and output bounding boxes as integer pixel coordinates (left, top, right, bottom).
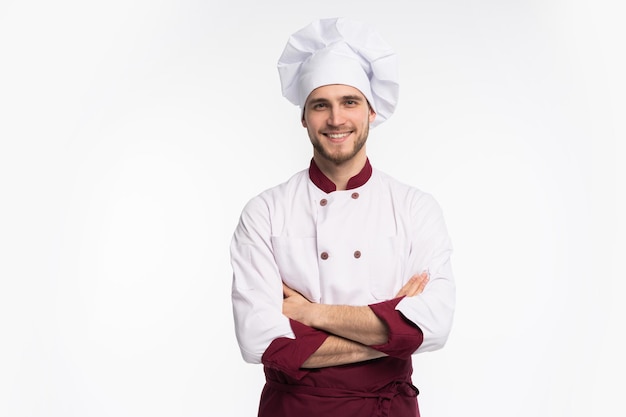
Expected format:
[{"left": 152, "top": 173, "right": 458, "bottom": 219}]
[
  {"left": 300, "top": 335, "right": 387, "bottom": 368},
  {"left": 282, "top": 272, "right": 429, "bottom": 368}
]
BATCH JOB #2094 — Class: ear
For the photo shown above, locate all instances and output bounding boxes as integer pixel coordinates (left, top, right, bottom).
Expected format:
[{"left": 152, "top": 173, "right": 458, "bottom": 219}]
[
  {"left": 368, "top": 106, "right": 377, "bottom": 124},
  {"left": 301, "top": 115, "right": 307, "bottom": 128}
]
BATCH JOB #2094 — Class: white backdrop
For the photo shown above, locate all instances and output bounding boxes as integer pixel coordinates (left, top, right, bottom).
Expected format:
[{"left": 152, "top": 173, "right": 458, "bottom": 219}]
[{"left": 1, "top": 1, "right": 624, "bottom": 416}]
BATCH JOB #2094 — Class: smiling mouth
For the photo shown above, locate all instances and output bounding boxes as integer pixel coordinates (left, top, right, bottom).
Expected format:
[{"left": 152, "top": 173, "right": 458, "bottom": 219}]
[{"left": 325, "top": 132, "right": 351, "bottom": 140}]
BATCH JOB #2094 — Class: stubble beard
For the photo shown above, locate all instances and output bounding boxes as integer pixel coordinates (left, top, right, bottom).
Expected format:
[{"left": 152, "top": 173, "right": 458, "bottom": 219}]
[{"left": 309, "top": 124, "right": 369, "bottom": 165}]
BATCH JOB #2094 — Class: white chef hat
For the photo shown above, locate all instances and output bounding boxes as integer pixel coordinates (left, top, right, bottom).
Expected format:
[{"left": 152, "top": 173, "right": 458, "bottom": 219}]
[{"left": 277, "top": 17, "right": 399, "bottom": 127}]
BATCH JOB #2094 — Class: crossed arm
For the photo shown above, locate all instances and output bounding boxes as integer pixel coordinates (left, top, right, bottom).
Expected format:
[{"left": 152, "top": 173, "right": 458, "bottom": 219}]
[{"left": 282, "top": 272, "right": 429, "bottom": 368}]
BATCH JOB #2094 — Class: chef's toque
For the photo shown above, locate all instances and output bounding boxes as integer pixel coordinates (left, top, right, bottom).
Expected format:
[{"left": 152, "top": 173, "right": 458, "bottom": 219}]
[{"left": 277, "top": 17, "right": 399, "bottom": 127}]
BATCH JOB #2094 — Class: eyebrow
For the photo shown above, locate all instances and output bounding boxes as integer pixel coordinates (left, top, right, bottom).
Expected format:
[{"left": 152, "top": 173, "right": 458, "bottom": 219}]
[
  {"left": 341, "top": 95, "right": 364, "bottom": 102},
  {"left": 307, "top": 95, "right": 365, "bottom": 105}
]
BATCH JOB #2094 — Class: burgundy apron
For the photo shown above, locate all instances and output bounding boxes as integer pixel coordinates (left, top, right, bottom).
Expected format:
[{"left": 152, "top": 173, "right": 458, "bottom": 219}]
[{"left": 258, "top": 357, "right": 420, "bottom": 417}]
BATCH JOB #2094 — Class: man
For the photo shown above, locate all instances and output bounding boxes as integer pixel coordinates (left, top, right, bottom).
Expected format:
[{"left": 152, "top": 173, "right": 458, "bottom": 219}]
[{"left": 230, "top": 17, "right": 455, "bottom": 417}]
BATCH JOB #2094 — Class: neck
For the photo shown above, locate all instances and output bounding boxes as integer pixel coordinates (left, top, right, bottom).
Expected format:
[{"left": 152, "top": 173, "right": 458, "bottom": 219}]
[{"left": 312, "top": 151, "right": 368, "bottom": 191}]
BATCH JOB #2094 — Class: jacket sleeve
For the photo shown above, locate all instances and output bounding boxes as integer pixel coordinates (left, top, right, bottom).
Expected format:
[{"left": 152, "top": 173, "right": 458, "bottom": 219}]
[
  {"left": 369, "top": 297, "right": 424, "bottom": 358},
  {"left": 231, "top": 196, "right": 328, "bottom": 374},
  {"left": 261, "top": 320, "right": 328, "bottom": 380},
  {"left": 395, "top": 192, "right": 456, "bottom": 353}
]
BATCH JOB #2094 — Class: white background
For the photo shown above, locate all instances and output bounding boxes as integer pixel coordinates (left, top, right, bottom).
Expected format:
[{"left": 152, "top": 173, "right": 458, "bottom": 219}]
[{"left": 1, "top": 1, "right": 624, "bottom": 416}]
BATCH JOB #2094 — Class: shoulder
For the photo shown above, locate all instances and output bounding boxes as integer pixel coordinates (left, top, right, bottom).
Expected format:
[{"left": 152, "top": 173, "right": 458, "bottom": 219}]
[
  {"left": 372, "top": 169, "right": 449, "bottom": 238},
  {"left": 241, "top": 169, "right": 309, "bottom": 213},
  {"left": 372, "top": 168, "right": 439, "bottom": 210}
]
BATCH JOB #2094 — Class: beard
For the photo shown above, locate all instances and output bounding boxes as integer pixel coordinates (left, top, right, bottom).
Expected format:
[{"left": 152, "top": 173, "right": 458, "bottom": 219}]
[{"left": 309, "top": 124, "right": 369, "bottom": 165}]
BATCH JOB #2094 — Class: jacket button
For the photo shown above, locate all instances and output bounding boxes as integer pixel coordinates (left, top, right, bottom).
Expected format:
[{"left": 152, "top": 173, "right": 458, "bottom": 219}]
[
  {"left": 320, "top": 252, "right": 329, "bottom": 260},
  {"left": 353, "top": 250, "right": 361, "bottom": 259},
  {"left": 351, "top": 192, "right": 359, "bottom": 199},
  {"left": 320, "top": 199, "right": 328, "bottom": 206}
]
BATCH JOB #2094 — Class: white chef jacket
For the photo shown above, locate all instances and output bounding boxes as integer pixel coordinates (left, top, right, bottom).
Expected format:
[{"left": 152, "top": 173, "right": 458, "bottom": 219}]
[{"left": 231, "top": 162, "right": 455, "bottom": 364}]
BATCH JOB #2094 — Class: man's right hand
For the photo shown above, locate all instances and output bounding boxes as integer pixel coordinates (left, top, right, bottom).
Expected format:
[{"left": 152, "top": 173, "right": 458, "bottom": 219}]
[{"left": 395, "top": 271, "right": 429, "bottom": 298}]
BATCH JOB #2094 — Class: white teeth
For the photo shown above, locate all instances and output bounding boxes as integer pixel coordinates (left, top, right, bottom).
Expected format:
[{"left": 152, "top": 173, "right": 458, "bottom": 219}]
[{"left": 327, "top": 132, "right": 349, "bottom": 139}]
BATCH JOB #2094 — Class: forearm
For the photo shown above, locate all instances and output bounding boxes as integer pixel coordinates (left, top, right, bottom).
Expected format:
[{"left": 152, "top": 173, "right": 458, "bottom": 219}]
[
  {"left": 301, "top": 334, "right": 387, "bottom": 368},
  {"left": 300, "top": 304, "right": 389, "bottom": 346},
  {"left": 282, "top": 274, "right": 429, "bottom": 347}
]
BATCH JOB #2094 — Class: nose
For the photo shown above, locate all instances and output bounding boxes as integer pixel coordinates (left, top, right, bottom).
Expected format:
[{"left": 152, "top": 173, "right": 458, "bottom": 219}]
[{"left": 327, "top": 106, "right": 346, "bottom": 127}]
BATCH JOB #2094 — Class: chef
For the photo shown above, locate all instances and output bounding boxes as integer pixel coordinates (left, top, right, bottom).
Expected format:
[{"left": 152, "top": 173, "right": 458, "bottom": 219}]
[{"left": 230, "top": 17, "right": 455, "bottom": 417}]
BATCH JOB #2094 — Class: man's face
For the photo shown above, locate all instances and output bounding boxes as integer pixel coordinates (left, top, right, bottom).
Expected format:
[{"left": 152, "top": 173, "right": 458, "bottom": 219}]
[{"left": 302, "top": 84, "right": 376, "bottom": 165}]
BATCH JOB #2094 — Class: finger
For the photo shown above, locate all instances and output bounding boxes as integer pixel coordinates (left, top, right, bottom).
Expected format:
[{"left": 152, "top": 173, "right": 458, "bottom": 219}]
[
  {"left": 404, "top": 274, "right": 424, "bottom": 297},
  {"left": 283, "top": 283, "right": 295, "bottom": 297},
  {"left": 405, "top": 276, "right": 421, "bottom": 297},
  {"left": 413, "top": 272, "right": 430, "bottom": 295},
  {"left": 396, "top": 272, "right": 430, "bottom": 298},
  {"left": 395, "top": 275, "right": 418, "bottom": 298},
  {"left": 394, "top": 277, "right": 408, "bottom": 297}
]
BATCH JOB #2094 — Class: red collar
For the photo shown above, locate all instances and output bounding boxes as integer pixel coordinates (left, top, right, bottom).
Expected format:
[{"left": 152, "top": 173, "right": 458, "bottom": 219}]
[{"left": 308, "top": 158, "right": 373, "bottom": 193}]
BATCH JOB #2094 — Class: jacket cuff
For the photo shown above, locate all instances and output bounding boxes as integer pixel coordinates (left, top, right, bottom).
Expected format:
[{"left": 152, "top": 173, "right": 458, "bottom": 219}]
[
  {"left": 261, "top": 319, "right": 329, "bottom": 380},
  {"left": 369, "top": 297, "right": 424, "bottom": 358}
]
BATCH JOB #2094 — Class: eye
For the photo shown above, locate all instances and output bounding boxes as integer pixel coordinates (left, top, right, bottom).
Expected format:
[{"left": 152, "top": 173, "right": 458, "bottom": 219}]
[{"left": 313, "top": 103, "right": 328, "bottom": 110}]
